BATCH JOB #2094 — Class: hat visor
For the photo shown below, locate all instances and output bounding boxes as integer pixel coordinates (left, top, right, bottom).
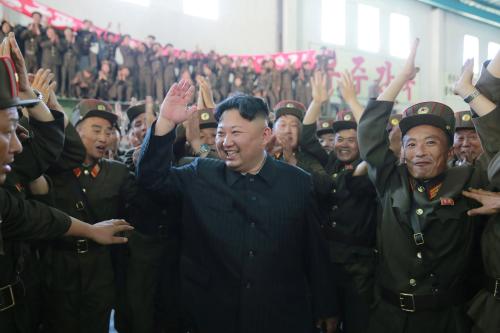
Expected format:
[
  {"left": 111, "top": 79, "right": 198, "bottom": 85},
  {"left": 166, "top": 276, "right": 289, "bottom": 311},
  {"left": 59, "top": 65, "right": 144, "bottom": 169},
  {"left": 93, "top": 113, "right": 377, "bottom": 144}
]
[
  {"left": 0, "top": 98, "right": 40, "bottom": 110},
  {"left": 77, "top": 110, "right": 118, "bottom": 127},
  {"left": 399, "top": 114, "right": 453, "bottom": 144},
  {"left": 455, "top": 125, "right": 475, "bottom": 131},
  {"left": 317, "top": 128, "right": 334, "bottom": 136},
  {"left": 200, "top": 122, "right": 217, "bottom": 130},
  {"left": 332, "top": 121, "right": 357, "bottom": 133},
  {"left": 275, "top": 109, "right": 304, "bottom": 121}
]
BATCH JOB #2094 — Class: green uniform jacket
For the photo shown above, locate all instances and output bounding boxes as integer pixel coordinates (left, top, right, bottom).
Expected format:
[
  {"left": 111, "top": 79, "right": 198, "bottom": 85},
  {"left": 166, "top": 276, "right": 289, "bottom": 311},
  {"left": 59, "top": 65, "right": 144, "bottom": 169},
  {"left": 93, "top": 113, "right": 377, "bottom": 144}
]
[
  {"left": 467, "top": 61, "right": 500, "bottom": 333},
  {"left": 358, "top": 99, "right": 500, "bottom": 333}
]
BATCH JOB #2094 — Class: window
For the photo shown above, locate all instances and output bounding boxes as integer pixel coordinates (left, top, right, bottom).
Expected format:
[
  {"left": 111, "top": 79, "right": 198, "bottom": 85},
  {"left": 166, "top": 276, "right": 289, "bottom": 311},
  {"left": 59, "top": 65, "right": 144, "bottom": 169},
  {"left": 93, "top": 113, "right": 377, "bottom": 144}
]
[
  {"left": 463, "top": 34, "right": 479, "bottom": 73},
  {"left": 389, "top": 13, "right": 410, "bottom": 58},
  {"left": 488, "top": 42, "right": 500, "bottom": 60},
  {"left": 183, "top": 0, "right": 219, "bottom": 20},
  {"left": 357, "top": 4, "right": 380, "bottom": 53},
  {"left": 321, "top": 0, "right": 346, "bottom": 46},
  {"left": 120, "top": 0, "right": 150, "bottom": 6}
]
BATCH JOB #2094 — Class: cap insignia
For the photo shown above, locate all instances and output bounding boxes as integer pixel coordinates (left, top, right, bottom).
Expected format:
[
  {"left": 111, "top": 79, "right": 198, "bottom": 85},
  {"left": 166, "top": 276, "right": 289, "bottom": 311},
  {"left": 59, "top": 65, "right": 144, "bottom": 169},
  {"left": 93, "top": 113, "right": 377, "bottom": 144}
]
[{"left": 417, "top": 106, "right": 429, "bottom": 114}]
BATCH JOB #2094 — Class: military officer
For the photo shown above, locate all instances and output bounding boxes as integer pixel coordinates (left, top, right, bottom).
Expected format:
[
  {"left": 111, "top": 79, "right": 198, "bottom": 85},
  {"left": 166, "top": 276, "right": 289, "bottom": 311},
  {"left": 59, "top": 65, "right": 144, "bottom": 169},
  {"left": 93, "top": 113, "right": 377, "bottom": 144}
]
[
  {"left": 0, "top": 35, "right": 132, "bottom": 332},
  {"left": 40, "top": 99, "right": 146, "bottom": 333},
  {"left": 269, "top": 100, "right": 322, "bottom": 173},
  {"left": 451, "top": 110, "right": 484, "bottom": 167},
  {"left": 301, "top": 71, "right": 378, "bottom": 333},
  {"left": 463, "top": 50, "right": 500, "bottom": 333},
  {"left": 60, "top": 27, "right": 79, "bottom": 97},
  {"left": 316, "top": 118, "right": 335, "bottom": 154},
  {"left": 357, "top": 39, "right": 500, "bottom": 333},
  {"left": 40, "top": 27, "right": 65, "bottom": 92}
]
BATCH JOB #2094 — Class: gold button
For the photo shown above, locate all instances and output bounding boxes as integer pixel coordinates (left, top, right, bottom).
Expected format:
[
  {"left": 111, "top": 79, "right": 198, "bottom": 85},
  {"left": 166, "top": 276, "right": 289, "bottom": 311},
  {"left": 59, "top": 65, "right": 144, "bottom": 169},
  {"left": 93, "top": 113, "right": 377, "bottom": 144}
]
[
  {"left": 409, "top": 278, "right": 417, "bottom": 286},
  {"left": 83, "top": 170, "right": 89, "bottom": 175},
  {"left": 417, "top": 252, "right": 422, "bottom": 259},
  {"left": 416, "top": 208, "right": 423, "bottom": 215},
  {"left": 332, "top": 189, "right": 337, "bottom": 193},
  {"left": 417, "top": 186, "right": 425, "bottom": 193},
  {"left": 82, "top": 188, "right": 86, "bottom": 193},
  {"left": 333, "top": 173, "right": 338, "bottom": 178}
]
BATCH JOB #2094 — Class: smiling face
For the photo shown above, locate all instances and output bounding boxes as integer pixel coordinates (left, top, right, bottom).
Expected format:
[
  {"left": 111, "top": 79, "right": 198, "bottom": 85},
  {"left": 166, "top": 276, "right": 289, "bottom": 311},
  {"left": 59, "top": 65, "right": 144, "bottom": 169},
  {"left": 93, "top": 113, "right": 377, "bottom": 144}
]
[
  {"left": 319, "top": 133, "right": 335, "bottom": 154},
  {"left": 403, "top": 125, "right": 452, "bottom": 180},
  {"left": 0, "top": 108, "right": 23, "bottom": 184},
  {"left": 273, "top": 114, "right": 301, "bottom": 150},
  {"left": 216, "top": 109, "right": 272, "bottom": 173},
  {"left": 200, "top": 127, "right": 216, "bottom": 148},
  {"left": 76, "top": 117, "right": 113, "bottom": 164},
  {"left": 130, "top": 113, "right": 147, "bottom": 145},
  {"left": 334, "top": 129, "right": 359, "bottom": 163},
  {"left": 453, "top": 128, "right": 483, "bottom": 163}
]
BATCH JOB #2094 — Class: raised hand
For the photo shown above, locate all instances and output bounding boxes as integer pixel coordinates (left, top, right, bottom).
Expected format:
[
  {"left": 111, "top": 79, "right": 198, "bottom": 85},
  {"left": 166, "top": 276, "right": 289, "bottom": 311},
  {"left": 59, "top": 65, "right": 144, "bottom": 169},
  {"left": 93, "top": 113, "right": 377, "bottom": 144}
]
[
  {"left": 339, "top": 70, "right": 357, "bottom": 103},
  {"left": 159, "top": 79, "right": 197, "bottom": 124},
  {"left": 310, "top": 70, "right": 332, "bottom": 104},
  {"left": 5, "top": 32, "right": 31, "bottom": 93},
  {"left": 31, "top": 68, "right": 56, "bottom": 104},
  {"left": 401, "top": 38, "right": 420, "bottom": 81},
  {"left": 197, "top": 76, "right": 216, "bottom": 109},
  {"left": 378, "top": 38, "right": 420, "bottom": 102},
  {"left": 453, "top": 58, "right": 475, "bottom": 98}
]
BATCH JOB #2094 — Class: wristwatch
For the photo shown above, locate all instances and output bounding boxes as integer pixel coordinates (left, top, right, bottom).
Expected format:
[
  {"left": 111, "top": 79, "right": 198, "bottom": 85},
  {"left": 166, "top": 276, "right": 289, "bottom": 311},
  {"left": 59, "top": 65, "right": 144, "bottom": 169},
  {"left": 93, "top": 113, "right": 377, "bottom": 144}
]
[
  {"left": 195, "top": 144, "right": 211, "bottom": 156},
  {"left": 32, "top": 88, "right": 44, "bottom": 102},
  {"left": 463, "top": 88, "right": 481, "bottom": 103}
]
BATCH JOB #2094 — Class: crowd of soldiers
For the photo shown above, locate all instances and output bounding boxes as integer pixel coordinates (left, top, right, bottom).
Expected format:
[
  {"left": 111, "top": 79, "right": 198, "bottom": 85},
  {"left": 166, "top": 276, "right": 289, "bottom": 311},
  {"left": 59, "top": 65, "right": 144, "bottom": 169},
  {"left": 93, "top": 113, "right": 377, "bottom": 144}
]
[
  {"left": 0, "top": 11, "right": 500, "bottom": 333},
  {"left": 0, "top": 12, "right": 336, "bottom": 107}
]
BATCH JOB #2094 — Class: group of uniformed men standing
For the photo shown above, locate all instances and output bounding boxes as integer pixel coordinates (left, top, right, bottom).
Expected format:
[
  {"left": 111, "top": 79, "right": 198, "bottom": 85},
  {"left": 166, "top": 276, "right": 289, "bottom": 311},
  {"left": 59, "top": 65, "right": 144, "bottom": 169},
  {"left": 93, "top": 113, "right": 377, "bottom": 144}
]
[{"left": 0, "top": 27, "right": 500, "bottom": 333}]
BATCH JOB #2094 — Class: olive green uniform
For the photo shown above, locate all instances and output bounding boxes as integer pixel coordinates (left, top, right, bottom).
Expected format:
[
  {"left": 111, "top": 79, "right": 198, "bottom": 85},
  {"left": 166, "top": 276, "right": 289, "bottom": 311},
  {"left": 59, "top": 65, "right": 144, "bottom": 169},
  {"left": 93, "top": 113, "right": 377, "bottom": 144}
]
[
  {"left": 467, "top": 60, "right": 500, "bottom": 333},
  {"left": 358, "top": 99, "right": 500, "bottom": 333}
]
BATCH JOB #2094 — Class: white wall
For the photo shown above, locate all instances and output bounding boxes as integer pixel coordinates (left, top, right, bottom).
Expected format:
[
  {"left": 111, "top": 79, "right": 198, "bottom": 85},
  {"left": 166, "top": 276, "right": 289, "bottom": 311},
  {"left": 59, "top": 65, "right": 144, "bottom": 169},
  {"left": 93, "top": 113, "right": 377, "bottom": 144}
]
[
  {"left": 290, "top": 0, "right": 500, "bottom": 111},
  {"left": 4, "top": 0, "right": 279, "bottom": 55}
]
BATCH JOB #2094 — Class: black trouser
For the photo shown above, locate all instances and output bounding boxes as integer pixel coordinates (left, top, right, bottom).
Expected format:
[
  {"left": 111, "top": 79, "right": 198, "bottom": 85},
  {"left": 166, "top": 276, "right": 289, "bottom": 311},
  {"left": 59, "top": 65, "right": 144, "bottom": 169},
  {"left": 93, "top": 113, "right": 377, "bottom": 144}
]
[{"left": 331, "top": 262, "right": 371, "bottom": 333}]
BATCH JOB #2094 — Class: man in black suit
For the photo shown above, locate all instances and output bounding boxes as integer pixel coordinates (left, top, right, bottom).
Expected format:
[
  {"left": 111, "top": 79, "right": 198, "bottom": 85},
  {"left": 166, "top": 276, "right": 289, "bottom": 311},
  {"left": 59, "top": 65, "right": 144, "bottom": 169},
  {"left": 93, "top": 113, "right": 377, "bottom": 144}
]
[{"left": 136, "top": 81, "right": 338, "bottom": 333}]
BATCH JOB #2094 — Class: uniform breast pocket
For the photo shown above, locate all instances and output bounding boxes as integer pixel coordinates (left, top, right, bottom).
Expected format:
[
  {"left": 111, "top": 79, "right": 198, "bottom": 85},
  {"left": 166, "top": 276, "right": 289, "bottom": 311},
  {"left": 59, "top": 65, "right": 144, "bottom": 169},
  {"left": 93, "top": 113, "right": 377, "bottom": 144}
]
[{"left": 433, "top": 198, "right": 469, "bottom": 223}]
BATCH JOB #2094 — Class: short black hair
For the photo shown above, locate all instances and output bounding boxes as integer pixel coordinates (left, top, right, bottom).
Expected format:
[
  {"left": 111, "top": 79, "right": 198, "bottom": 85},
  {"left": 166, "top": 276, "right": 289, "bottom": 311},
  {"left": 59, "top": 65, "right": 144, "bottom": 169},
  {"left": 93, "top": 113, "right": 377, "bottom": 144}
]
[
  {"left": 31, "top": 11, "right": 42, "bottom": 18},
  {"left": 215, "top": 94, "right": 269, "bottom": 122}
]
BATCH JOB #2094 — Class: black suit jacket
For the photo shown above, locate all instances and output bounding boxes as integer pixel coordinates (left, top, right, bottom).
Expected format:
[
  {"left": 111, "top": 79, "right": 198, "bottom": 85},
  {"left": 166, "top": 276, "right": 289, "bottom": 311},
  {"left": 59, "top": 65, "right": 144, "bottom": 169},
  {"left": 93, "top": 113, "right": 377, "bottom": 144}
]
[{"left": 136, "top": 124, "right": 336, "bottom": 333}]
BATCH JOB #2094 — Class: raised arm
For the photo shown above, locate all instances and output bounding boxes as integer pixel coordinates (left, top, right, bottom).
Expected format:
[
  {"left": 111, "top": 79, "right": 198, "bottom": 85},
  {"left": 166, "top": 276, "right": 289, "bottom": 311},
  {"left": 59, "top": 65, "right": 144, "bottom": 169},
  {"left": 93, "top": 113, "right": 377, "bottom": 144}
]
[
  {"left": 358, "top": 39, "right": 420, "bottom": 191},
  {"left": 463, "top": 51, "right": 500, "bottom": 174},
  {"left": 136, "top": 80, "right": 198, "bottom": 194},
  {"left": 453, "top": 58, "right": 496, "bottom": 117},
  {"left": 338, "top": 70, "right": 364, "bottom": 123},
  {"left": 303, "top": 71, "right": 332, "bottom": 125},
  {"left": 301, "top": 71, "right": 332, "bottom": 166}
]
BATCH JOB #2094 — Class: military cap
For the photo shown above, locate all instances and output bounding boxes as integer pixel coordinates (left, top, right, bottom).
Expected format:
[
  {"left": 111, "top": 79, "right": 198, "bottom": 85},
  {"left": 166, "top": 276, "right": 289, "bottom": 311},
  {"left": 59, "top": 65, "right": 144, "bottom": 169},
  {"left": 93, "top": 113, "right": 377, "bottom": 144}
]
[
  {"left": 332, "top": 110, "right": 357, "bottom": 133},
  {"left": 175, "top": 108, "right": 218, "bottom": 139},
  {"left": 71, "top": 99, "right": 117, "bottom": 127},
  {"left": 199, "top": 108, "right": 217, "bottom": 129},
  {"left": 273, "top": 100, "right": 305, "bottom": 121},
  {"left": 399, "top": 101, "right": 455, "bottom": 144},
  {"left": 386, "top": 113, "right": 402, "bottom": 132},
  {"left": 126, "top": 103, "right": 146, "bottom": 124},
  {"left": 316, "top": 118, "right": 335, "bottom": 136},
  {"left": 454, "top": 110, "right": 474, "bottom": 131},
  {"left": 0, "top": 56, "right": 40, "bottom": 110}
]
